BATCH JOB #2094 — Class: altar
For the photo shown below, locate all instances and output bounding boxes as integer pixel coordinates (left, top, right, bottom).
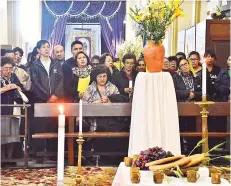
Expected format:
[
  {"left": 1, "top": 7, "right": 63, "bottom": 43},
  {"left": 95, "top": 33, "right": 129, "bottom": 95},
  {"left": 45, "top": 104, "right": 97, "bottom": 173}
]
[
  {"left": 112, "top": 162, "right": 230, "bottom": 186},
  {"left": 128, "top": 72, "right": 181, "bottom": 157}
]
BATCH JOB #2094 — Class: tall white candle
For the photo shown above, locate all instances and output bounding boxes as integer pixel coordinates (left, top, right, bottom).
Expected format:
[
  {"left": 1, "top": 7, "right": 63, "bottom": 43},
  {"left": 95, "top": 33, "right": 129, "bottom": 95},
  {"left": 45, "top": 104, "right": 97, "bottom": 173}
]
[
  {"left": 202, "top": 58, "right": 207, "bottom": 96},
  {"left": 57, "top": 105, "right": 65, "bottom": 185},
  {"left": 129, "top": 80, "right": 133, "bottom": 88},
  {"left": 79, "top": 99, "right": 83, "bottom": 135}
]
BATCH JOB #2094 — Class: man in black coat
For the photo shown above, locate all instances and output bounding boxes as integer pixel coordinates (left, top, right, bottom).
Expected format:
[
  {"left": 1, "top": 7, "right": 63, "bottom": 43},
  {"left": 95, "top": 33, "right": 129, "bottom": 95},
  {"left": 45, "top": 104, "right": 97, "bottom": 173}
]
[
  {"left": 62, "top": 40, "right": 84, "bottom": 102},
  {"left": 30, "top": 40, "right": 64, "bottom": 159},
  {"left": 215, "top": 56, "right": 230, "bottom": 102}
]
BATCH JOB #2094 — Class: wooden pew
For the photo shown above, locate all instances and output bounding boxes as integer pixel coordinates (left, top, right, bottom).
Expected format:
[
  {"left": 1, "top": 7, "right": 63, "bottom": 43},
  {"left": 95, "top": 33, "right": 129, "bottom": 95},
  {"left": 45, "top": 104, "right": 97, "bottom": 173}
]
[{"left": 33, "top": 102, "right": 230, "bottom": 165}]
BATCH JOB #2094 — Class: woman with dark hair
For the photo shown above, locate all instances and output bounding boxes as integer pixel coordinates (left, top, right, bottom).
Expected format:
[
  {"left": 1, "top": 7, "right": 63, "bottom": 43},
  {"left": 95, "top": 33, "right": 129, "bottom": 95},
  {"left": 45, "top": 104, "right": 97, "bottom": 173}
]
[
  {"left": 1, "top": 57, "right": 24, "bottom": 159},
  {"left": 136, "top": 58, "right": 146, "bottom": 72},
  {"left": 173, "top": 58, "right": 202, "bottom": 102},
  {"left": 82, "top": 65, "right": 129, "bottom": 158},
  {"left": 99, "top": 53, "right": 119, "bottom": 77},
  {"left": 111, "top": 53, "right": 137, "bottom": 98},
  {"left": 82, "top": 65, "right": 119, "bottom": 103},
  {"left": 173, "top": 58, "right": 202, "bottom": 151},
  {"left": 25, "top": 47, "right": 39, "bottom": 74},
  {"left": 63, "top": 51, "right": 92, "bottom": 102},
  {"left": 168, "top": 56, "right": 178, "bottom": 75}
]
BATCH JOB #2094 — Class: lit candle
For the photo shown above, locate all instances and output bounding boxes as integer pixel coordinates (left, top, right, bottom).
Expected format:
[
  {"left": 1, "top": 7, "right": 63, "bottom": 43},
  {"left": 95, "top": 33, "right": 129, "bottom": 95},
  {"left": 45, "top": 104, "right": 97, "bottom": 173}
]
[
  {"left": 129, "top": 80, "right": 133, "bottom": 88},
  {"left": 79, "top": 99, "right": 83, "bottom": 135},
  {"left": 202, "top": 58, "right": 207, "bottom": 96},
  {"left": 57, "top": 105, "right": 65, "bottom": 185}
]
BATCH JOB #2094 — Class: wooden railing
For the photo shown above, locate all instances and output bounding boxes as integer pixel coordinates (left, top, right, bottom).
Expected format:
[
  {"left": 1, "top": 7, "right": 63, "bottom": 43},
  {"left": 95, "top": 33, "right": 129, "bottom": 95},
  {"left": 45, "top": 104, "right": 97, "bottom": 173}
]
[{"left": 33, "top": 102, "right": 230, "bottom": 166}]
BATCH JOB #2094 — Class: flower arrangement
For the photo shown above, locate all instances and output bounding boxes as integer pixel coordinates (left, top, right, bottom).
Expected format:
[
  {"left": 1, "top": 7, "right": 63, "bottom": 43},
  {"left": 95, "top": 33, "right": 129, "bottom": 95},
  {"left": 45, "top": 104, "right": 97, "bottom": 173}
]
[
  {"left": 118, "top": 35, "right": 144, "bottom": 61},
  {"left": 129, "top": 0, "right": 184, "bottom": 43},
  {"left": 211, "top": 6, "right": 225, "bottom": 20}
]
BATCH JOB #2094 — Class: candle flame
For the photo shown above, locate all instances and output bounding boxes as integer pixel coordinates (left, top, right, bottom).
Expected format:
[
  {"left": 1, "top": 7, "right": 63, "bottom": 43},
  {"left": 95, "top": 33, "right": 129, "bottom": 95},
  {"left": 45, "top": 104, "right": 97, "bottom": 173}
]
[{"left": 59, "top": 105, "right": 64, "bottom": 115}]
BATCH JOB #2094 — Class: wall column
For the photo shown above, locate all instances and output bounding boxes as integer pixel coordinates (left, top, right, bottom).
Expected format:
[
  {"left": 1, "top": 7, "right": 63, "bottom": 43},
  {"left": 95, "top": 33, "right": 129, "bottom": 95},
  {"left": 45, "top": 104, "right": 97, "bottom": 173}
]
[
  {"left": 0, "top": 0, "right": 8, "bottom": 45},
  {"left": 194, "top": 0, "right": 201, "bottom": 24},
  {"left": 170, "top": 19, "right": 178, "bottom": 56}
]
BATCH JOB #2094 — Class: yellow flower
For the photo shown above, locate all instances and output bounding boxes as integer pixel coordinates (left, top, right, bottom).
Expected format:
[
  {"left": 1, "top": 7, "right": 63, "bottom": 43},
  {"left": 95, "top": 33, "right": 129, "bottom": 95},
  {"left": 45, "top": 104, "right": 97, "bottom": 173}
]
[
  {"left": 168, "top": 0, "right": 182, "bottom": 9},
  {"left": 129, "top": 0, "right": 184, "bottom": 43},
  {"left": 159, "top": 8, "right": 166, "bottom": 19},
  {"left": 216, "top": 11, "right": 221, "bottom": 16},
  {"left": 175, "top": 8, "right": 184, "bottom": 17},
  {"left": 135, "top": 14, "right": 144, "bottom": 23}
]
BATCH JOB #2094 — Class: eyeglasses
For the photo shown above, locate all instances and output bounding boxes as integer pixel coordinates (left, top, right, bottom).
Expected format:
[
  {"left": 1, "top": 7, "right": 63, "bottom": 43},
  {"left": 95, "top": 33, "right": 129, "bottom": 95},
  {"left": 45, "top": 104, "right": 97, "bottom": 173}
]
[
  {"left": 179, "top": 63, "right": 189, "bottom": 68},
  {"left": 138, "top": 64, "right": 145, "bottom": 66},
  {"left": 96, "top": 74, "right": 107, "bottom": 79},
  {"left": 189, "top": 58, "right": 199, "bottom": 61},
  {"left": 3, "top": 67, "right": 13, "bottom": 71}
]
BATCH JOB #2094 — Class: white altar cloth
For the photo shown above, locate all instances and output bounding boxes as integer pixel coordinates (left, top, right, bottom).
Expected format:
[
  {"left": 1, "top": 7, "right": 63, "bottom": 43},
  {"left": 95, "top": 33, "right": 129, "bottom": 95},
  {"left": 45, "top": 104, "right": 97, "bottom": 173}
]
[
  {"left": 112, "top": 162, "right": 230, "bottom": 186},
  {"left": 128, "top": 72, "right": 181, "bottom": 157}
]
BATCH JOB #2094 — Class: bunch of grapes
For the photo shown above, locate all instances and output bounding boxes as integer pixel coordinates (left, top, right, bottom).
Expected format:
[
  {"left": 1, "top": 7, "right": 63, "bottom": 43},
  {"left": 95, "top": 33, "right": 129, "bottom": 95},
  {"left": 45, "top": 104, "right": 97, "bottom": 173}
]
[{"left": 133, "top": 146, "right": 173, "bottom": 170}]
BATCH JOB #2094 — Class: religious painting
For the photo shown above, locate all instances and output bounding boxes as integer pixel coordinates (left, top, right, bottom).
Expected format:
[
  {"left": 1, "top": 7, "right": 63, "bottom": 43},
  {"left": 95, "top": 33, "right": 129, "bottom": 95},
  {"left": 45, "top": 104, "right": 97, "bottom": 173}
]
[
  {"left": 75, "top": 36, "right": 92, "bottom": 58},
  {"left": 73, "top": 30, "right": 94, "bottom": 59}
]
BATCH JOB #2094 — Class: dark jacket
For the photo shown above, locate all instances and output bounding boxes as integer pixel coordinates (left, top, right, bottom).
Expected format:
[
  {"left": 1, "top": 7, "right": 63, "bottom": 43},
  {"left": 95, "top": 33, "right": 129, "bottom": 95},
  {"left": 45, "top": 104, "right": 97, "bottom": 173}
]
[
  {"left": 62, "top": 57, "right": 75, "bottom": 102},
  {"left": 111, "top": 69, "right": 137, "bottom": 98},
  {"left": 30, "top": 58, "right": 63, "bottom": 102},
  {"left": 62, "top": 58, "right": 92, "bottom": 102},
  {"left": 196, "top": 69, "right": 215, "bottom": 101},
  {"left": 1, "top": 73, "right": 24, "bottom": 115},
  {"left": 173, "top": 72, "right": 202, "bottom": 102},
  {"left": 215, "top": 67, "right": 230, "bottom": 102}
]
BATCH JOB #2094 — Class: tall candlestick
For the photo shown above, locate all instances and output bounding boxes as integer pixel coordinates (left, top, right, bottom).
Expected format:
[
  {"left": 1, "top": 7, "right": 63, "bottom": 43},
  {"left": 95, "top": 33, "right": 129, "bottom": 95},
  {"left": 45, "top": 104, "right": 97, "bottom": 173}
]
[
  {"left": 129, "top": 80, "right": 133, "bottom": 88},
  {"left": 79, "top": 99, "right": 83, "bottom": 135},
  {"left": 57, "top": 105, "right": 65, "bottom": 185},
  {"left": 202, "top": 58, "right": 207, "bottom": 96}
]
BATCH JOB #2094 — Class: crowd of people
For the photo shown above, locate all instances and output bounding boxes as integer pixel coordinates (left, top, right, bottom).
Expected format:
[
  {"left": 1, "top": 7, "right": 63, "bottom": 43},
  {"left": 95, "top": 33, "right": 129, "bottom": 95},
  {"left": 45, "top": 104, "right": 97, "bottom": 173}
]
[{"left": 1, "top": 39, "right": 230, "bottom": 164}]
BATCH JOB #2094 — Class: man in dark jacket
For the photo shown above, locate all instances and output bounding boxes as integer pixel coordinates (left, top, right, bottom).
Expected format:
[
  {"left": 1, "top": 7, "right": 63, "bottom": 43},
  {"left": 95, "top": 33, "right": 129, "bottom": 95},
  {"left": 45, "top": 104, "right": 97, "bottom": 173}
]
[
  {"left": 30, "top": 40, "right": 64, "bottom": 159},
  {"left": 215, "top": 56, "right": 230, "bottom": 102},
  {"left": 62, "top": 40, "right": 84, "bottom": 101},
  {"left": 203, "top": 49, "right": 221, "bottom": 101}
]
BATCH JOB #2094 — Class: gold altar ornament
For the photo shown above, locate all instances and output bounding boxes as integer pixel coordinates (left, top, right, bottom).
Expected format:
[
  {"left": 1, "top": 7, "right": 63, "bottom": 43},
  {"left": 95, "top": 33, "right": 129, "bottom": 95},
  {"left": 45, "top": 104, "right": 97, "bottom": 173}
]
[
  {"left": 211, "top": 173, "right": 221, "bottom": 184},
  {"left": 153, "top": 171, "right": 164, "bottom": 184},
  {"left": 195, "top": 95, "right": 214, "bottom": 153},
  {"left": 76, "top": 135, "right": 84, "bottom": 184},
  {"left": 186, "top": 170, "right": 200, "bottom": 183},
  {"left": 124, "top": 157, "right": 133, "bottom": 167}
]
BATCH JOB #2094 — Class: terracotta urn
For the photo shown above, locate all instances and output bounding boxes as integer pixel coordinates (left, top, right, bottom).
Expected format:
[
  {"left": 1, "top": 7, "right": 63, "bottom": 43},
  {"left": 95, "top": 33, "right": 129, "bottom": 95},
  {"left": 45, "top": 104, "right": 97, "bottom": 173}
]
[{"left": 143, "top": 40, "right": 165, "bottom": 72}]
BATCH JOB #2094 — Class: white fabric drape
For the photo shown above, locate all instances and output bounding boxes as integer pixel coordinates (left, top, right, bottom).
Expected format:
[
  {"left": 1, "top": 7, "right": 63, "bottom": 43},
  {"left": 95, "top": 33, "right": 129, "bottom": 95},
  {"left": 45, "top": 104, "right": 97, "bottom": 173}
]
[{"left": 128, "top": 72, "right": 181, "bottom": 157}]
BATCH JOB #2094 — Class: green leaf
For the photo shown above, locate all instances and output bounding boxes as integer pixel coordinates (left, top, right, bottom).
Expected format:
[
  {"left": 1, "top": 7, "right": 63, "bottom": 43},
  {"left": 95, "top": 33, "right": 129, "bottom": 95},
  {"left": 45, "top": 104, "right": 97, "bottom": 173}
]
[
  {"left": 172, "top": 170, "right": 183, "bottom": 179},
  {"left": 207, "top": 142, "right": 225, "bottom": 153},
  {"left": 164, "top": 174, "right": 170, "bottom": 184},
  {"left": 188, "top": 138, "right": 207, "bottom": 156},
  {"left": 176, "top": 166, "right": 183, "bottom": 176}
]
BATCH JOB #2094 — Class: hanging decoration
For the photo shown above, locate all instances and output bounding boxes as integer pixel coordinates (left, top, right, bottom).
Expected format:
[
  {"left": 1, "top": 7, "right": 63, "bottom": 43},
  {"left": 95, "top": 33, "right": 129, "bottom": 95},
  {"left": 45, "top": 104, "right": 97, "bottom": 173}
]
[{"left": 44, "top": 0, "right": 122, "bottom": 30}]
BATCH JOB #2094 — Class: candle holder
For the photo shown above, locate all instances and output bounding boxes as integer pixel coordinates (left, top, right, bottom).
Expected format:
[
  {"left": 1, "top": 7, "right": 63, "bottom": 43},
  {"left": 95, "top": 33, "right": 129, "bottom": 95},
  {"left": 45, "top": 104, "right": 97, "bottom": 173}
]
[
  {"left": 76, "top": 135, "right": 84, "bottom": 184},
  {"left": 194, "top": 95, "right": 214, "bottom": 153}
]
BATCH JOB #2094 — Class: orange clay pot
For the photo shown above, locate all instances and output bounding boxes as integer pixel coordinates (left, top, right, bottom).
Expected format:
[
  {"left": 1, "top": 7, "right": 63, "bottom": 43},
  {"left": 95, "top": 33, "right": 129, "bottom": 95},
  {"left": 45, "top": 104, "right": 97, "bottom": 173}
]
[{"left": 143, "top": 41, "right": 165, "bottom": 72}]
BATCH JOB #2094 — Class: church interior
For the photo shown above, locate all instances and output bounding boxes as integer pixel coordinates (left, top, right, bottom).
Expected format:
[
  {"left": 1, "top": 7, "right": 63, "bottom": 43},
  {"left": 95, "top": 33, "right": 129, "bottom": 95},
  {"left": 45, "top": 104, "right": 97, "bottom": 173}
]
[{"left": 0, "top": 0, "right": 230, "bottom": 185}]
